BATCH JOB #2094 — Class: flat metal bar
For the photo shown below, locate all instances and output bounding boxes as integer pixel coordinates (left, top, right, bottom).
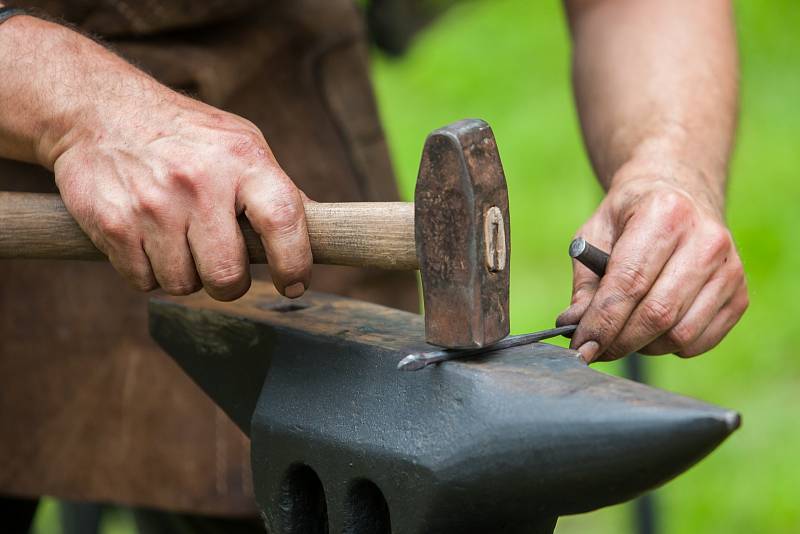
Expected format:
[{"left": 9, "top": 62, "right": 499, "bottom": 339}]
[{"left": 398, "top": 324, "right": 577, "bottom": 371}]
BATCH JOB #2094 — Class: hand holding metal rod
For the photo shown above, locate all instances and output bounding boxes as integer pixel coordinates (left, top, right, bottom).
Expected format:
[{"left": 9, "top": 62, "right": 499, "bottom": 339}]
[{"left": 398, "top": 238, "right": 610, "bottom": 371}]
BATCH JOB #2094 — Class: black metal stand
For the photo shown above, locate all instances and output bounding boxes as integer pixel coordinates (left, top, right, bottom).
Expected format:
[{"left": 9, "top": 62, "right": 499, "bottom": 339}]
[{"left": 625, "top": 354, "right": 658, "bottom": 534}]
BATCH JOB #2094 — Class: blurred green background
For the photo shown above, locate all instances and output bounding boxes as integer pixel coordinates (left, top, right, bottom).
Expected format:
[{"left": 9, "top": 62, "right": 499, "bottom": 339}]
[{"left": 30, "top": 0, "right": 800, "bottom": 533}]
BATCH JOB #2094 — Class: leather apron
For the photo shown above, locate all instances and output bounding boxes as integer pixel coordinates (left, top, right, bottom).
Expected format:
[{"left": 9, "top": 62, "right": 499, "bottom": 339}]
[{"left": 0, "top": 0, "right": 418, "bottom": 516}]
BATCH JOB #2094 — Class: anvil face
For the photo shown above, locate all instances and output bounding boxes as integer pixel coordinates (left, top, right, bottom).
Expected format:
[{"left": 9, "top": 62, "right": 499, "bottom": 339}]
[{"left": 149, "top": 285, "right": 739, "bottom": 534}]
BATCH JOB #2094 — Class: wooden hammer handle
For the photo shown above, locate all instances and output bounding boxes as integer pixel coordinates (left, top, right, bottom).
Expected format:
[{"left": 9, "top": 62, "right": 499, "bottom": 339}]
[{"left": 0, "top": 192, "right": 418, "bottom": 270}]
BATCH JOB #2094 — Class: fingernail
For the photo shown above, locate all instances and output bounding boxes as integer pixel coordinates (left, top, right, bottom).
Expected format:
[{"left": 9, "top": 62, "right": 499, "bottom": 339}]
[
  {"left": 284, "top": 282, "right": 305, "bottom": 299},
  {"left": 577, "top": 341, "right": 600, "bottom": 364}
]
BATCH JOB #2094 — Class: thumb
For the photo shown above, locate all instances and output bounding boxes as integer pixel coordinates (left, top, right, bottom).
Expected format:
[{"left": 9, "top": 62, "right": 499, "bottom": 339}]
[{"left": 556, "top": 259, "right": 600, "bottom": 326}]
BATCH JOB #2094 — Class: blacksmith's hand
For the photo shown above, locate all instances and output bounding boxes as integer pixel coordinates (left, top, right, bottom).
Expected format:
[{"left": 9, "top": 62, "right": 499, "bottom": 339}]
[
  {"left": 557, "top": 163, "right": 748, "bottom": 363},
  {"left": 55, "top": 92, "right": 311, "bottom": 301}
]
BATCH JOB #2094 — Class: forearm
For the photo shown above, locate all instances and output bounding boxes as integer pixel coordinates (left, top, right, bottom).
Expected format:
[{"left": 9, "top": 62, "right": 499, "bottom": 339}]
[
  {"left": 565, "top": 0, "right": 738, "bottom": 212},
  {"left": 0, "top": 12, "right": 164, "bottom": 167}
]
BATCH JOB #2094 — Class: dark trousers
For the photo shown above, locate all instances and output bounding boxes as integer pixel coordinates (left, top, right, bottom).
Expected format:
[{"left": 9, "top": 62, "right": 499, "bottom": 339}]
[
  {"left": 134, "top": 508, "right": 265, "bottom": 534},
  {"left": 0, "top": 496, "right": 38, "bottom": 534},
  {"left": 0, "top": 497, "right": 265, "bottom": 534}
]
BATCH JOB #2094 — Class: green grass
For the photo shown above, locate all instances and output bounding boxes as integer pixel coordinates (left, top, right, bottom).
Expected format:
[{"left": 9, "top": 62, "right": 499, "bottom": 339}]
[
  {"left": 32, "top": 1, "right": 800, "bottom": 532},
  {"left": 372, "top": 0, "right": 800, "bottom": 532}
]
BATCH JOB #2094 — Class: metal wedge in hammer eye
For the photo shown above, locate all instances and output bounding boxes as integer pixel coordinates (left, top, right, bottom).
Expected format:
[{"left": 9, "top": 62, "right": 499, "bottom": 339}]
[{"left": 484, "top": 205, "right": 506, "bottom": 272}]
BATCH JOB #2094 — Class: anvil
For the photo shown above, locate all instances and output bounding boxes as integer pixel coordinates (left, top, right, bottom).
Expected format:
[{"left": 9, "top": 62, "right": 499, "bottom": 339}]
[{"left": 149, "top": 284, "right": 739, "bottom": 534}]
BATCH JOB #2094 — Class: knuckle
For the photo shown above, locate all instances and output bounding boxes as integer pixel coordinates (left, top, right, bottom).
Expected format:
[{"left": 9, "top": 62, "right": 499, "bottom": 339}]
[
  {"left": 134, "top": 189, "right": 170, "bottom": 219},
  {"left": 229, "top": 131, "right": 267, "bottom": 159},
  {"left": 118, "top": 266, "right": 157, "bottom": 292},
  {"left": 734, "top": 292, "right": 750, "bottom": 316},
  {"left": 741, "top": 293, "right": 750, "bottom": 313},
  {"left": 155, "top": 265, "right": 201, "bottom": 295},
  {"left": 638, "top": 340, "right": 672, "bottom": 356},
  {"left": 676, "top": 348, "right": 701, "bottom": 359},
  {"left": 581, "top": 307, "right": 619, "bottom": 345},
  {"left": 259, "top": 195, "right": 304, "bottom": 233},
  {"left": 667, "top": 321, "right": 698, "bottom": 350},
  {"left": 97, "top": 213, "right": 133, "bottom": 243},
  {"left": 162, "top": 278, "right": 201, "bottom": 296},
  {"left": 55, "top": 165, "right": 79, "bottom": 189},
  {"left": 656, "top": 190, "right": 693, "bottom": 221},
  {"left": 571, "top": 289, "right": 593, "bottom": 307},
  {"left": 203, "top": 260, "right": 248, "bottom": 292},
  {"left": 169, "top": 159, "right": 201, "bottom": 180},
  {"left": 572, "top": 279, "right": 597, "bottom": 302},
  {"left": 704, "top": 226, "right": 733, "bottom": 259},
  {"left": 610, "top": 264, "right": 650, "bottom": 301},
  {"left": 639, "top": 297, "right": 677, "bottom": 333},
  {"left": 642, "top": 191, "right": 693, "bottom": 237},
  {"left": 167, "top": 163, "right": 205, "bottom": 195},
  {"left": 273, "top": 254, "right": 312, "bottom": 279},
  {"left": 107, "top": 250, "right": 155, "bottom": 292},
  {"left": 130, "top": 277, "right": 157, "bottom": 292}
]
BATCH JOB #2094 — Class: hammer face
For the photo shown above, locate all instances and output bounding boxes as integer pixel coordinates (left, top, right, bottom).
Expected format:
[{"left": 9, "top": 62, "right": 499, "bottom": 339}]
[{"left": 415, "top": 119, "right": 510, "bottom": 348}]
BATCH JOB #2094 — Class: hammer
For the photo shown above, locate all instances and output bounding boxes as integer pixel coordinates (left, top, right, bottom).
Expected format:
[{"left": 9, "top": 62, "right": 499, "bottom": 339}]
[{"left": 0, "top": 119, "right": 510, "bottom": 349}]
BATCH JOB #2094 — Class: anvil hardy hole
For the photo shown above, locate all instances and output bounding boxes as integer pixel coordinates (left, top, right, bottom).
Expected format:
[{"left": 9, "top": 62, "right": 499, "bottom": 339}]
[
  {"left": 278, "top": 464, "right": 329, "bottom": 534},
  {"left": 260, "top": 302, "right": 310, "bottom": 313},
  {"left": 342, "top": 479, "right": 391, "bottom": 534}
]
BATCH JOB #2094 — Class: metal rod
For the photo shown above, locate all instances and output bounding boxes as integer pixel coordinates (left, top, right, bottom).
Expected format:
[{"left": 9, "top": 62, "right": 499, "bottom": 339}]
[{"left": 569, "top": 237, "right": 609, "bottom": 277}]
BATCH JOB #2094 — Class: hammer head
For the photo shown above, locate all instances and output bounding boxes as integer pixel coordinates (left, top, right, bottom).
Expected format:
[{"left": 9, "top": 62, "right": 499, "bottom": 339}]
[{"left": 415, "top": 119, "right": 510, "bottom": 348}]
